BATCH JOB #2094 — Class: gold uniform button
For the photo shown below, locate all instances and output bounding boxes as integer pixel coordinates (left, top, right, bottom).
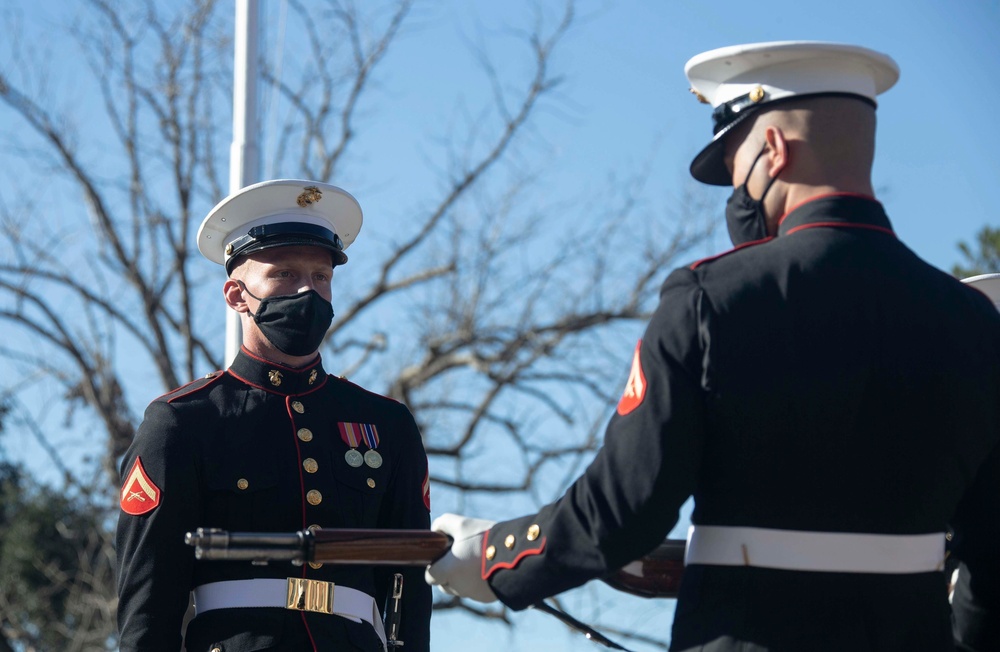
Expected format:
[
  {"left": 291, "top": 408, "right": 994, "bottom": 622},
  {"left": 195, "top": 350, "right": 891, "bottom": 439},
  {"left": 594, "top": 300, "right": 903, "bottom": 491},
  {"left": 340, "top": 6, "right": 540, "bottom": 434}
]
[
  {"left": 306, "top": 490, "right": 322, "bottom": 505},
  {"left": 303, "top": 458, "right": 319, "bottom": 473},
  {"left": 308, "top": 562, "right": 323, "bottom": 569},
  {"left": 366, "top": 478, "right": 376, "bottom": 489},
  {"left": 237, "top": 478, "right": 249, "bottom": 490},
  {"left": 211, "top": 647, "right": 222, "bottom": 652},
  {"left": 485, "top": 545, "right": 496, "bottom": 560},
  {"left": 308, "top": 524, "right": 322, "bottom": 532},
  {"left": 526, "top": 524, "right": 540, "bottom": 541},
  {"left": 297, "top": 428, "right": 313, "bottom": 442},
  {"left": 504, "top": 534, "right": 516, "bottom": 549},
  {"left": 292, "top": 401, "right": 305, "bottom": 414}
]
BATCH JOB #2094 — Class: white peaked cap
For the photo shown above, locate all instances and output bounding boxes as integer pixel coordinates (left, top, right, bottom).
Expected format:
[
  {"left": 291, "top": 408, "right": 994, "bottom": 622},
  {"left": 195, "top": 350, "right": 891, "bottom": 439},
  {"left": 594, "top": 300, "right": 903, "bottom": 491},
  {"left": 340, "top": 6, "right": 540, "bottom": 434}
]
[
  {"left": 197, "top": 179, "right": 363, "bottom": 274},
  {"left": 962, "top": 273, "right": 1000, "bottom": 311},
  {"left": 685, "top": 41, "right": 900, "bottom": 185}
]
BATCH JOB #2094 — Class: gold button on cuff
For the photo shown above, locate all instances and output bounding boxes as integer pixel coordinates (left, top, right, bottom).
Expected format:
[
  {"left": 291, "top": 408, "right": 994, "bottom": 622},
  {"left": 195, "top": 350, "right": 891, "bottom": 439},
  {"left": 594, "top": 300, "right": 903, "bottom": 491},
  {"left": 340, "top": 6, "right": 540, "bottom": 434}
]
[
  {"left": 504, "top": 534, "right": 516, "bottom": 549},
  {"left": 303, "top": 458, "right": 318, "bottom": 473},
  {"left": 211, "top": 647, "right": 222, "bottom": 652},
  {"left": 237, "top": 478, "right": 249, "bottom": 490},
  {"left": 308, "top": 562, "right": 323, "bottom": 569},
  {"left": 526, "top": 524, "right": 540, "bottom": 541},
  {"left": 306, "top": 490, "right": 323, "bottom": 505},
  {"left": 308, "top": 524, "right": 322, "bottom": 532},
  {"left": 297, "top": 428, "right": 313, "bottom": 442},
  {"left": 366, "top": 478, "right": 376, "bottom": 489},
  {"left": 485, "top": 545, "right": 496, "bottom": 560},
  {"left": 292, "top": 401, "right": 305, "bottom": 414}
]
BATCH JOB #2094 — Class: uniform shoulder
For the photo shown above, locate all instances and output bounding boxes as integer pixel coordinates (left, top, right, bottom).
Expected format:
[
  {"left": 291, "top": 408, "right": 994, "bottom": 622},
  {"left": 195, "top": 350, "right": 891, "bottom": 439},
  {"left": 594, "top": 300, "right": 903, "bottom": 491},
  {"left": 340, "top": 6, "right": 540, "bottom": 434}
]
[
  {"left": 329, "top": 375, "right": 404, "bottom": 407},
  {"left": 688, "top": 237, "right": 773, "bottom": 272},
  {"left": 154, "top": 370, "right": 226, "bottom": 404}
]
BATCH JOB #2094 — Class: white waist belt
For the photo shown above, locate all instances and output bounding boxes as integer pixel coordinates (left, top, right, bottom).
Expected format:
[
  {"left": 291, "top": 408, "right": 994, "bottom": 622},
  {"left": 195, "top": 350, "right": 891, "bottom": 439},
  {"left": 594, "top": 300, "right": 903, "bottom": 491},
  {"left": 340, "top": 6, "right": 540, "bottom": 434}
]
[
  {"left": 686, "top": 525, "right": 946, "bottom": 574},
  {"left": 193, "top": 578, "right": 386, "bottom": 649}
]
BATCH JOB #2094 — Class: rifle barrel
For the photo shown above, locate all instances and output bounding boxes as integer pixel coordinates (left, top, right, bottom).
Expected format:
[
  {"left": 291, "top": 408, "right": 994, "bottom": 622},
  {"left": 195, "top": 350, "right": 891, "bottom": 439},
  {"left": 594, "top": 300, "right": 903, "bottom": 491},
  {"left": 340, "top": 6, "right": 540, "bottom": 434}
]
[{"left": 185, "top": 527, "right": 686, "bottom": 598}]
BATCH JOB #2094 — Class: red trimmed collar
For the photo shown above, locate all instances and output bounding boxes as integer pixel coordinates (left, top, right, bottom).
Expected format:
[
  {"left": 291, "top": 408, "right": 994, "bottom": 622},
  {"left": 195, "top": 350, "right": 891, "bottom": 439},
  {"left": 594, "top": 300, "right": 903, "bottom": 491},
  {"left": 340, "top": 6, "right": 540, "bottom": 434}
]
[
  {"left": 227, "top": 346, "right": 328, "bottom": 395},
  {"left": 776, "top": 193, "right": 894, "bottom": 238}
]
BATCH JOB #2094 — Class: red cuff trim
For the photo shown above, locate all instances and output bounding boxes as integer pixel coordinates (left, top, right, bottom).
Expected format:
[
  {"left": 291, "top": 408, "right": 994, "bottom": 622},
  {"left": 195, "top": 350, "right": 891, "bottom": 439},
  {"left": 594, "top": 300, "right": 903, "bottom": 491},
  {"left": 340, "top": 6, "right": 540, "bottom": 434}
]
[{"left": 481, "top": 533, "right": 547, "bottom": 580}]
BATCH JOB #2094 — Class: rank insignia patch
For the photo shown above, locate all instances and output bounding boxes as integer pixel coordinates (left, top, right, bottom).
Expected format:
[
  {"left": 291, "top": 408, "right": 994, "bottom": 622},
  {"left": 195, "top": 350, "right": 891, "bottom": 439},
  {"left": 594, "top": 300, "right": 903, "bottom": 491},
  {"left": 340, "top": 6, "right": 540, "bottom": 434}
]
[
  {"left": 616, "top": 340, "right": 646, "bottom": 416},
  {"left": 120, "top": 457, "right": 161, "bottom": 515}
]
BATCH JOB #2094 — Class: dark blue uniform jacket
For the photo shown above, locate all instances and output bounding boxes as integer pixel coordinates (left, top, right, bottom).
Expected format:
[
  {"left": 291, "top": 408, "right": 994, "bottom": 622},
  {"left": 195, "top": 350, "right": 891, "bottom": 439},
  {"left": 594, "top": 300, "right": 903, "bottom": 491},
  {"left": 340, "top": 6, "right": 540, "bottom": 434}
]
[
  {"left": 117, "top": 348, "right": 432, "bottom": 652},
  {"left": 480, "top": 195, "right": 1000, "bottom": 652}
]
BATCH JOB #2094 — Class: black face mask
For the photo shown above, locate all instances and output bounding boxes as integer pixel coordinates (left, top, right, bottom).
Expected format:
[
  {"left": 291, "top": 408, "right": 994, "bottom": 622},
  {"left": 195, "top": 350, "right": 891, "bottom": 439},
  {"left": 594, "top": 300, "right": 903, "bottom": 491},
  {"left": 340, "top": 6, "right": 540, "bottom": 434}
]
[
  {"left": 724, "top": 145, "right": 780, "bottom": 247},
  {"left": 239, "top": 282, "right": 334, "bottom": 356}
]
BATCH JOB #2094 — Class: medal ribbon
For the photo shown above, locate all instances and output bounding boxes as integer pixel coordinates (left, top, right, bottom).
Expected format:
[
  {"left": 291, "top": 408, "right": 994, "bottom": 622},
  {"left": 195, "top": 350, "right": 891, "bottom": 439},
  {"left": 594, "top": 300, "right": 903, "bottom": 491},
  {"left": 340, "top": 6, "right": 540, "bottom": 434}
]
[
  {"left": 338, "top": 422, "right": 361, "bottom": 448},
  {"left": 360, "top": 423, "right": 380, "bottom": 450}
]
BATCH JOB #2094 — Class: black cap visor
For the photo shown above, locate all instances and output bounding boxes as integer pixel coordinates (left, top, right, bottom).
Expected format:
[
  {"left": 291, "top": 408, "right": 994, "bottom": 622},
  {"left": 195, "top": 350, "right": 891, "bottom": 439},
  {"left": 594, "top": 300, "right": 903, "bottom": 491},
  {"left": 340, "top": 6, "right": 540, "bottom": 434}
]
[
  {"left": 689, "top": 110, "right": 758, "bottom": 186},
  {"left": 224, "top": 222, "right": 348, "bottom": 274}
]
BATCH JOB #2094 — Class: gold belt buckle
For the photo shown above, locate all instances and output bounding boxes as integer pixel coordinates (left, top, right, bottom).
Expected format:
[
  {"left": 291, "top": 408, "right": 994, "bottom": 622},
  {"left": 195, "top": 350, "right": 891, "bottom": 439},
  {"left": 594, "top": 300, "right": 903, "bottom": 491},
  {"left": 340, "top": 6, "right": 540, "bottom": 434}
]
[{"left": 286, "top": 577, "right": 334, "bottom": 615}]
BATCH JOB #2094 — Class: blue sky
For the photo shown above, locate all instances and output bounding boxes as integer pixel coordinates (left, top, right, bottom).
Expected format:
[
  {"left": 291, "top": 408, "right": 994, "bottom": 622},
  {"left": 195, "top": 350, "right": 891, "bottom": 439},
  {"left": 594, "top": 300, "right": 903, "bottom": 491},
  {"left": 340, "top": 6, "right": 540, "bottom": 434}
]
[{"left": 6, "top": 0, "right": 1000, "bottom": 650}]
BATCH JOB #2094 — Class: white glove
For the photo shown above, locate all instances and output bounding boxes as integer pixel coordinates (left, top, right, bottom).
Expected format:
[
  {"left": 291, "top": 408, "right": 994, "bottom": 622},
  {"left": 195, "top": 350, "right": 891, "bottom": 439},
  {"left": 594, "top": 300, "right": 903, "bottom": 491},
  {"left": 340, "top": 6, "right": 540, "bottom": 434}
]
[{"left": 424, "top": 513, "right": 499, "bottom": 603}]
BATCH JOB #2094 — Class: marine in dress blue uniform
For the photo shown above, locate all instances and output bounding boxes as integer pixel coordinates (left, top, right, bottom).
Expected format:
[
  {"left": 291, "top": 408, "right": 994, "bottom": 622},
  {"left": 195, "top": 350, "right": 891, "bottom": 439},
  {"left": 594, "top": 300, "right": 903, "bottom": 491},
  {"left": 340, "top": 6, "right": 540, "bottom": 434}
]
[
  {"left": 424, "top": 43, "right": 1000, "bottom": 652},
  {"left": 117, "top": 180, "right": 432, "bottom": 651}
]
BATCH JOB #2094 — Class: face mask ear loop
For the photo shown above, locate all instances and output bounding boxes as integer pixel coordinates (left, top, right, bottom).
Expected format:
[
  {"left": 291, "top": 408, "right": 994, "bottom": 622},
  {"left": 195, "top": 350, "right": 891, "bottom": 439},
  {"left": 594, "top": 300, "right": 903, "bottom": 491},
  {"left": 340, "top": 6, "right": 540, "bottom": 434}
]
[
  {"left": 742, "top": 144, "right": 769, "bottom": 187},
  {"left": 236, "top": 280, "right": 264, "bottom": 302},
  {"left": 745, "top": 143, "right": 782, "bottom": 204}
]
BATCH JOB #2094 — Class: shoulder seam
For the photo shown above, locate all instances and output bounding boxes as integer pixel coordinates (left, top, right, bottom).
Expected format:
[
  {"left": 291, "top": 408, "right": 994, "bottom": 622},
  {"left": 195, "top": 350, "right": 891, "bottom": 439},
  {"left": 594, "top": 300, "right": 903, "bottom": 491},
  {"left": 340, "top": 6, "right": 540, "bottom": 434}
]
[
  {"left": 159, "top": 371, "right": 225, "bottom": 404},
  {"left": 690, "top": 237, "right": 774, "bottom": 270},
  {"left": 331, "top": 376, "right": 402, "bottom": 405}
]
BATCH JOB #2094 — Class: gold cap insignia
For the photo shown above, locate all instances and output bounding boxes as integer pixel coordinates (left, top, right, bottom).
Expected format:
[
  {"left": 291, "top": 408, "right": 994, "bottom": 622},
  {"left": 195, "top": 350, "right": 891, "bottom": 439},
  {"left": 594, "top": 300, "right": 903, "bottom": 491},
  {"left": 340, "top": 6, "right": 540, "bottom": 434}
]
[
  {"left": 297, "top": 186, "right": 323, "bottom": 207},
  {"left": 750, "top": 86, "right": 766, "bottom": 103},
  {"left": 690, "top": 88, "right": 709, "bottom": 104}
]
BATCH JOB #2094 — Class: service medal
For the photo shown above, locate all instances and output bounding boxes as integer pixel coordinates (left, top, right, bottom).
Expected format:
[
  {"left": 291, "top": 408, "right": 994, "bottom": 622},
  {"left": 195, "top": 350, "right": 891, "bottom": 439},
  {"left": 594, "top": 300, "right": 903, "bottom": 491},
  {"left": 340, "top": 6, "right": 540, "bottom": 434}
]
[
  {"left": 345, "top": 449, "right": 364, "bottom": 467},
  {"left": 364, "top": 449, "right": 383, "bottom": 469}
]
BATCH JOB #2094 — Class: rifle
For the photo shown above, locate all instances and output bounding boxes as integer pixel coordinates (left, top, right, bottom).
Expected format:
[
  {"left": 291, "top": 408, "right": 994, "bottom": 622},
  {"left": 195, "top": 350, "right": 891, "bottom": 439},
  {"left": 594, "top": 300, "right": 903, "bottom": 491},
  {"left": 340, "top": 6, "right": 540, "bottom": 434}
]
[{"left": 185, "top": 527, "right": 686, "bottom": 599}]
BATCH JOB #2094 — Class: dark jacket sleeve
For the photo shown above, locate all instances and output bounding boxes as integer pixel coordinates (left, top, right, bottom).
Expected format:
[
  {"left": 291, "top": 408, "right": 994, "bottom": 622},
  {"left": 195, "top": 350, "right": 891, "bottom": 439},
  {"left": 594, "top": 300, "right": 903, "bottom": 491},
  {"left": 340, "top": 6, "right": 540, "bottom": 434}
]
[
  {"left": 374, "top": 402, "right": 432, "bottom": 650},
  {"left": 485, "top": 269, "right": 708, "bottom": 609},
  {"left": 116, "top": 400, "right": 201, "bottom": 652},
  {"left": 951, "top": 439, "right": 1000, "bottom": 651}
]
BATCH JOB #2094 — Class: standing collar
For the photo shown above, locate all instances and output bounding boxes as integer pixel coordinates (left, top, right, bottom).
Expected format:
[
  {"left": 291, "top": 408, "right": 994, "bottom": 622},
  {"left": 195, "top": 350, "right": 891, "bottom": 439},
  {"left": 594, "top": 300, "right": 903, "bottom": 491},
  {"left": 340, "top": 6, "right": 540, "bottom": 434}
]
[
  {"left": 776, "top": 193, "right": 894, "bottom": 238},
  {"left": 228, "top": 346, "right": 327, "bottom": 395}
]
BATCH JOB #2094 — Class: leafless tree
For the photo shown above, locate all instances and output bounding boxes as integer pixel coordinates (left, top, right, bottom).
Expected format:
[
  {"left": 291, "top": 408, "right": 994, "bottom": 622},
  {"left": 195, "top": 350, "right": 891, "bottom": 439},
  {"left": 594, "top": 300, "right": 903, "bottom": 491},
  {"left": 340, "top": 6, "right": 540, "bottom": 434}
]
[{"left": 0, "top": 1, "right": 714, "bottom": 649}]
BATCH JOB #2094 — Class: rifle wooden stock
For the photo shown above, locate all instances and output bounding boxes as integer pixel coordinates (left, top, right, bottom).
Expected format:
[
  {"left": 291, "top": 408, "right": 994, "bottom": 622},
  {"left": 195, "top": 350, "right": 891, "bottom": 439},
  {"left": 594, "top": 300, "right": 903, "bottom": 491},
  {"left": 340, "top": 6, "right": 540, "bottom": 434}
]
[{"left": 185, "top": 527, "right": 686, "bottom": 599}]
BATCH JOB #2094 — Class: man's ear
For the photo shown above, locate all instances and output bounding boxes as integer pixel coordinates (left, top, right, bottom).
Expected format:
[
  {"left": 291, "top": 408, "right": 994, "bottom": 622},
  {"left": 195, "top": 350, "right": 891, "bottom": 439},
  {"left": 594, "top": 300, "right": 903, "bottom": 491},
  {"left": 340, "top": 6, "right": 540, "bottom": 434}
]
[
  {"left": 763, "top": 125, "right": 790, "bottom": 177},
  {"left": 223, "top": 278, "right": 249, "bottom": 313}
]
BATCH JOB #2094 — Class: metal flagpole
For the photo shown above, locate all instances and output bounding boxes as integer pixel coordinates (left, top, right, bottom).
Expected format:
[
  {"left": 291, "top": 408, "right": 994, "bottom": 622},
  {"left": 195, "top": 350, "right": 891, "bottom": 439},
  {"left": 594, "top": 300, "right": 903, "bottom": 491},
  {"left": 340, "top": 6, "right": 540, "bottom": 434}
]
[{"left": 225, "top": 0, "right": 262, "bottom": 366}]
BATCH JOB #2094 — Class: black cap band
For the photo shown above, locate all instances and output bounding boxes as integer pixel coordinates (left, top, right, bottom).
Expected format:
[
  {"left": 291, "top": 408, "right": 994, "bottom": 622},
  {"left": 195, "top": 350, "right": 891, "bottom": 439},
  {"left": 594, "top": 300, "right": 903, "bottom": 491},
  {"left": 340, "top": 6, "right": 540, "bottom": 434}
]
[{"left": 224, "top": 222, "right": 346, "bottom": 273}]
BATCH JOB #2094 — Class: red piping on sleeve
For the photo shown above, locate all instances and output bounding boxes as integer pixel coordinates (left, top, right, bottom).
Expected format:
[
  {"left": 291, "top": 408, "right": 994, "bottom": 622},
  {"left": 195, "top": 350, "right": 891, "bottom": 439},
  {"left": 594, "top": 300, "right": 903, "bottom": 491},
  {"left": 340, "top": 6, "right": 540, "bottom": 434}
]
[{"left": 481, "top": 534, "right": 547, "bottom": 580}]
